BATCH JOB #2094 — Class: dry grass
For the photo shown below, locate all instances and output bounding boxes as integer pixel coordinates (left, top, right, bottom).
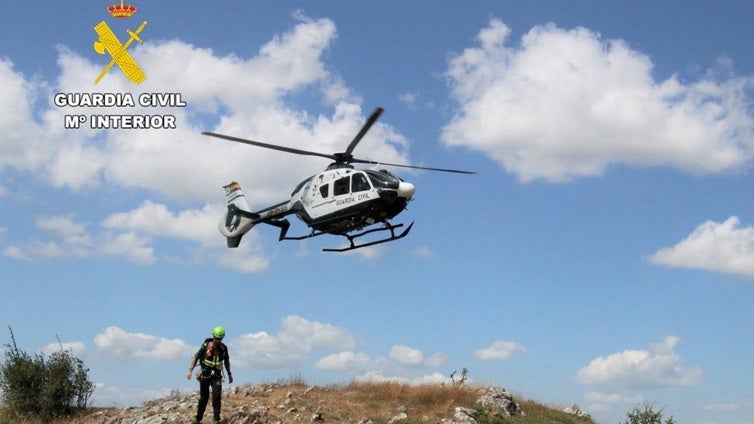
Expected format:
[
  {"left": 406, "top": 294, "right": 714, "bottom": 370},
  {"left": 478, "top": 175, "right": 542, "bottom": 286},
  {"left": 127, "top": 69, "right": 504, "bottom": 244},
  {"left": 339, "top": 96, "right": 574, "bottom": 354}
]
[
  {"left": 223, "top": 380, "right": 479, "bottom": 423},
  {"left": 1, "top": 380, "right": 595, "bottom": 424},
  {"left": 334, "top": 381, "right": 479, "bottom": 422}
]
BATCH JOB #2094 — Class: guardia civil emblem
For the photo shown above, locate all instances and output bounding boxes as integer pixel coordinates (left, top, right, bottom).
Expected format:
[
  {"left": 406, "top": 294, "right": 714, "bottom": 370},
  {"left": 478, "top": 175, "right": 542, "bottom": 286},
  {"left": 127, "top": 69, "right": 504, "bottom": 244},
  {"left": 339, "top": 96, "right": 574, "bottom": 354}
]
[{"left": 93, "top": 1, "right": 147, "bottom": 85}]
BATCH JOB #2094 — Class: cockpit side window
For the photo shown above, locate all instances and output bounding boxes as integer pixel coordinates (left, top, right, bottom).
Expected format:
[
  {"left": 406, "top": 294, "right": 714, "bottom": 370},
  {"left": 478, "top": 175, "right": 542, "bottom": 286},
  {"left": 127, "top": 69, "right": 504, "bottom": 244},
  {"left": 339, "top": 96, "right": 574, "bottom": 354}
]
[
  {"left": 351, "top": 173, "right": 371, "bottom": 192},
  {"left": 334, "top": 176, "right": 350, "bottom": 196},
  {"left": 319, "top": 184, "right": 329, "bottom": 198}
]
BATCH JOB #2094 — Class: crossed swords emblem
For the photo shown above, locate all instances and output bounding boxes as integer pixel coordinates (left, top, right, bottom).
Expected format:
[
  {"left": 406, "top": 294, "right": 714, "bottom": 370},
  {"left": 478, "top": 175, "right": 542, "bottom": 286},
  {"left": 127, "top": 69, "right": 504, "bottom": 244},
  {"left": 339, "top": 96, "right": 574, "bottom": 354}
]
[{"left": 93, "top": 20, "right": 147, "bottom": 85}]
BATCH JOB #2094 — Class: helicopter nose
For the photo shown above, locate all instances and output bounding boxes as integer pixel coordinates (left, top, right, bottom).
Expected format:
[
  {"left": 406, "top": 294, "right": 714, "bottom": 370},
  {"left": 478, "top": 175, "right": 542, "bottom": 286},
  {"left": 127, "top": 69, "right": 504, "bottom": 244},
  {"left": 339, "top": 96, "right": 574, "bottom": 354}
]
[{"left": 397, "top": 181, "right": 415, "bottom": 199}]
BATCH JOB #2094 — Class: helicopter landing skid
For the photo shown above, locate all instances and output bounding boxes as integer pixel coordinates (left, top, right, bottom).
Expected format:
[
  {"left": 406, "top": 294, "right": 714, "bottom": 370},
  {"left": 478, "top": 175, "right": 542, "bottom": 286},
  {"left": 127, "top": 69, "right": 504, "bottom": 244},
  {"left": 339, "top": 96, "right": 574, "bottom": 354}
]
[
  {"left": 278, "top": 221, "right": 414, "bottom": 252},
  {"left": 323, "top": 221, "right": 414, "bottom": 252}
]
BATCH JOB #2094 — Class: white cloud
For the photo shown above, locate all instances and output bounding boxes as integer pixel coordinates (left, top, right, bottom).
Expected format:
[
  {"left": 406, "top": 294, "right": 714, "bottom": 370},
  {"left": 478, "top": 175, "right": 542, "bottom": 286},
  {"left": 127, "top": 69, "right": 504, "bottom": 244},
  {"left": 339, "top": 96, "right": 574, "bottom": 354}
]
[
  {"left": 413, "top": 246, "right": 436, "bottom": 258},
  {"left": 399, "top": 91, "right": 419, "bottom": 110},
  {"left": 36, "top": 215, "right": 93, "bottom": 253},
  {"left": 475, "top": 340, "right": 526, "bottom": 361},
  {"left": 700, "top": 403, "right": 740, "bottom": 412},
  {"left": 583, "top": 391, "right": 643, "bottom": 405},
  {"left": 316, "top": 344, "right": 449, "bottom": 376},
  {"left": 354, "top": 371, "right": 450, "bottom": 385},
  {"left": 412, "top": 372, "right": 451, "bottom": 385},
  {"left": 575, "top": 336, "right": 702, "bottom": 390},
  {"left": 211, "top": 243, "right": 272, "bottom": 274},
  {"left": 582, "top": 391, "right": 645, "bottom": 417},
  {"left": 41, "top": 341, "right": 88, "bottom": 358},
  {"left": 4, "top": 214, "right": 155, "bottom": 264},
  {"left": 99, "top": 231, "right": 156, "bottom": 264},
  {"left": 94, "top": 326, "right": 193, "bottom": 360},
  {"left": 3, "top": 202, "right": 273, "bottom": 272},
  {"left": 649, "top": 216, "right": 754, "bottom": 278},
  {"left": 316, "top": 351, "right": 373, "bottom": 371},
  {"left": 442, "top": 19, "right": 754, "bottom": 182},
  {"left": 102, "top": 201, "right": 220, "bottom": 245},
  {"left": 0, "top": 58, "right": 48, "bottom": 173},
  {"left": 1, "top": 246, "right": 26, "bottom": 260},
  {"left": 425, "top": 352, "right": 450, "bottom": 368},
  {"left": 91, "top": 383, "right": 176, "bottom": 408},
  {"left": 230, "top": 316, "right": 356, "bottom": 369},
  {"left": 102, "top": 201, "right": 273, "bottom": 272},
  {"left": 390, "top": 344, "right": 424, "bottom": 366},
  {"left": 354, "top": 370, "right": 410, "bottom": 384},
  {"left": 46, "top": 141, "right": 106, "bottom": 191}
]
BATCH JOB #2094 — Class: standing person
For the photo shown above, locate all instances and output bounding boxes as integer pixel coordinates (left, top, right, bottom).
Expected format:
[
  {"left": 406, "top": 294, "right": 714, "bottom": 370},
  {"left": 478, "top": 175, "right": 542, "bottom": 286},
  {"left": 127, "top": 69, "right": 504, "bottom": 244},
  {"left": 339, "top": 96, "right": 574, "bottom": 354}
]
[{"left": 187, "top": 326, "right": 233, "bottom": 424}]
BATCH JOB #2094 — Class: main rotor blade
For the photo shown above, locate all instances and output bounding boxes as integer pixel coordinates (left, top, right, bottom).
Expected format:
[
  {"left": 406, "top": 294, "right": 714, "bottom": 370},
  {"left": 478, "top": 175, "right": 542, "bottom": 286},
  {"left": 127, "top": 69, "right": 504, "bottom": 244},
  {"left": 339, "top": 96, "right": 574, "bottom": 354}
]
[
  {"left": 351, "top": 158, "right": 476, "bottom": 174},
  {"left": 344, "top": 107, "right": 384, "bottom": 157},
  {"left": 202, "top": 132, "right": 335, "bottom": 161}
]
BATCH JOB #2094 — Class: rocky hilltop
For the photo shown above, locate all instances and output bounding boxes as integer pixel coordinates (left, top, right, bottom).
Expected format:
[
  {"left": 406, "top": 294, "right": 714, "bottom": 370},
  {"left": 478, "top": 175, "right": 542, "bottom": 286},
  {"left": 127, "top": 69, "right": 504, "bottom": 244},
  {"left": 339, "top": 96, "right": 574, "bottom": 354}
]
[{"left": 56, "top": 382, "right": 595, "bottom": 424}]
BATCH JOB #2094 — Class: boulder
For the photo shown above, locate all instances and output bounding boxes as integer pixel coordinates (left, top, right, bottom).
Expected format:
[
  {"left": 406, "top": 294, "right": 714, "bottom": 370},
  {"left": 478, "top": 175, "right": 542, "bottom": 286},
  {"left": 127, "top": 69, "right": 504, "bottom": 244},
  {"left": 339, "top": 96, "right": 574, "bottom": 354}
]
[
  {"left": 475, "top": 386, "right": 524, "bottom": 416},
  {"left": 387, "top": 412, "right": 408, "bottom": 424},
  {"left": 439, "top": 406, "right": 480, "bottom": 424},
  {"left": 308, "top": 405, "right": 324, "bottom": 422},
  {"left": 564, "top": 404, "right": 591, "bottom": 419}
]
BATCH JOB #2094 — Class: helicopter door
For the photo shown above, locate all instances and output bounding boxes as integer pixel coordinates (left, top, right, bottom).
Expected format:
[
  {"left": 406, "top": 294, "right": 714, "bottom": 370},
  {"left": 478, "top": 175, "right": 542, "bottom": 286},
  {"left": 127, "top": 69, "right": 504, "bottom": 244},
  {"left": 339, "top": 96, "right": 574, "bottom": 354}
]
[
  {"left": 351, "top": 172, "right": 371, "bottom": 193},
  {"left": 330, "top": 175, "right": 357, "bottom": 210},
  {"left": 333, "top": 176, "right": 350, "bottom": 196}
]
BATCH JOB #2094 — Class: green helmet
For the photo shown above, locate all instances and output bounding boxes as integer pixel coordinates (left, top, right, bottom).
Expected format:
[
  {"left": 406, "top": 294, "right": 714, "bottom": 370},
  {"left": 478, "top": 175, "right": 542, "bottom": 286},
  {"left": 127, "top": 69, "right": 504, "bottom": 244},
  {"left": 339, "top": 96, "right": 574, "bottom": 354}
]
[{"left": 212, "top": 326, "right": 225, "bottom": 339}]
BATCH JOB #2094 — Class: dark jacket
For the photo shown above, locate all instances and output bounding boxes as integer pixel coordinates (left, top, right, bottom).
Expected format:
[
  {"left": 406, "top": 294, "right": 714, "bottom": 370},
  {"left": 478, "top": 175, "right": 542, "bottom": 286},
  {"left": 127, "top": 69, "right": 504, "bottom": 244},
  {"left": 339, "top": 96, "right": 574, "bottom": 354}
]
[{"left": 194, "top": 338, "right": 229, "bottom": 373}]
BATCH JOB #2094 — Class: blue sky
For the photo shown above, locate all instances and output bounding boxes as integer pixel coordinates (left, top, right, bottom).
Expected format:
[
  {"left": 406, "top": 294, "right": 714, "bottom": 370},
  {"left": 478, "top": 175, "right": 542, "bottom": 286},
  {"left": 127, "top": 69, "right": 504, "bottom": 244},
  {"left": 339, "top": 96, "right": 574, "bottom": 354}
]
[{"left": 1, "top": 1, "right": 753, "bottom": 423}]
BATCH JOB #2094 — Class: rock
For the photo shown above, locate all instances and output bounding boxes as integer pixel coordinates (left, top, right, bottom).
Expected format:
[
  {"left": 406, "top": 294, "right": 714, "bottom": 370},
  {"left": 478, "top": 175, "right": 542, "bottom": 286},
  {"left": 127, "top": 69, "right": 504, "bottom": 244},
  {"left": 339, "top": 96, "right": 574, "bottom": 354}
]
[
  {"left": 440, "top": 406, "right": 480, "bottom": 424},
  {"left": 475, "top": 386, "right": 524, "bottom": 416},
  {"left": 564, "top": 404, "right": 590, "bottom": 419},
  {"left": 388, "top": 412, "right": 408, "bottom": 424},
  {"left": 136, "top": 412, "right": 184, "bottom": 423},
  {"left": 311, "top": 406, "right": 324, "bottom": 422},
  {"left": 278, "top": 391, "right": 296, "bottom": 409}
]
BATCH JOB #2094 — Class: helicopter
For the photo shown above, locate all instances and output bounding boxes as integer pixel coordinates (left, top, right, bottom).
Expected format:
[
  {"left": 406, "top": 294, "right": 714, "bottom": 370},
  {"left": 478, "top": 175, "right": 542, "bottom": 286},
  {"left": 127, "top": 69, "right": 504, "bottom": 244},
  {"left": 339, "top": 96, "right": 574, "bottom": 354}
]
[{"left": 203, "top": 107, "right": 474, "bottom": 252}]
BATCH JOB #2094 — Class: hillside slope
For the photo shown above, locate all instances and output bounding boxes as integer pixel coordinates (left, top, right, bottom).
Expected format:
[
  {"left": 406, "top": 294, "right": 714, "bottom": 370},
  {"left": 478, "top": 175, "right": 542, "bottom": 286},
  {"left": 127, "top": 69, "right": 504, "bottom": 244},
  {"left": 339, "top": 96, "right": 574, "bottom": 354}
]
[{"left": 9, "top": 381, "right": 596, "bottom": 424}]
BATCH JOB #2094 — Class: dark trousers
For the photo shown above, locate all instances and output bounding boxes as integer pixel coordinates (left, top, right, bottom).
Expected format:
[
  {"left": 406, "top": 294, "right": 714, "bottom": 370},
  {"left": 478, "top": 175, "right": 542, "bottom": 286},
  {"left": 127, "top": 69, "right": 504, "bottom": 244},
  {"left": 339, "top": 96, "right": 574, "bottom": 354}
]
[{"left": 196, "top": 375, "right": 222, "bottom": 422}]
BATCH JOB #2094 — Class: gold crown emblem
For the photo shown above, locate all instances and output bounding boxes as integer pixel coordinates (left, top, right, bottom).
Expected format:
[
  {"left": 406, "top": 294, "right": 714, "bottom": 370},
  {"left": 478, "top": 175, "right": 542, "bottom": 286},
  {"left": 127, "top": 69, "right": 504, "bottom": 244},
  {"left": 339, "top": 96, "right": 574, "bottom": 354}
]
[{"left": 107, "top": 0, "right": 137, "bottom": 18}]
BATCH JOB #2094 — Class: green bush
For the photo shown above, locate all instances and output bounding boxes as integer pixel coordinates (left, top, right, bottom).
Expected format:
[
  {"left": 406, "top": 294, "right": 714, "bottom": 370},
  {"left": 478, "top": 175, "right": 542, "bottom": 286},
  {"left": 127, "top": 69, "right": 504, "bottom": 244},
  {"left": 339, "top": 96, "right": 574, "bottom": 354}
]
[
  {"left": 0, "top": 326, "right": 94, "bottom": 420},
  {"left": 621, "top": 402, "right": 675, "bottom": 424}
]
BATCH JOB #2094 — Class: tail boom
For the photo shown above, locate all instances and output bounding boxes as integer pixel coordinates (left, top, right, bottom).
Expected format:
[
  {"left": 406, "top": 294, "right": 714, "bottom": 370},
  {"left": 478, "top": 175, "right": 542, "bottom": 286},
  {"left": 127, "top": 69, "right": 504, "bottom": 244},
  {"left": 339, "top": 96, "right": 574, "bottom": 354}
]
[
  {"left": 218, "top": 182, "right": 256, "bottom": 247},
  {"left": 218, "top": 181, "right": 294, "bottom": 248}
]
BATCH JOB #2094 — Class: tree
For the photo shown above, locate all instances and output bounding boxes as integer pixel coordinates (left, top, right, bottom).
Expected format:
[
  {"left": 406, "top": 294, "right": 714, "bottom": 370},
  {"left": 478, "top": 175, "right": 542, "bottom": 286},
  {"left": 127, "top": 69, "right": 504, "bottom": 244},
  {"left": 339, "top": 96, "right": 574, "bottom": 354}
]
[
  {"left": 0, "top": 327, "right": 94, "bottom": 420},
  {"left": 621, "top": 402, "right": 676, "bottom": 424}
]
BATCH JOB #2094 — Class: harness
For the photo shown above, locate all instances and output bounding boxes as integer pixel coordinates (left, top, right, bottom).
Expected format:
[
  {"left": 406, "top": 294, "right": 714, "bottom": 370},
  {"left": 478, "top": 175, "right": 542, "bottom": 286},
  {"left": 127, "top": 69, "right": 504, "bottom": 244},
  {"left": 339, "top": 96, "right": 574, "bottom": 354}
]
[{"left": 199, "top": 338, "right": 226, "bottom": 375}]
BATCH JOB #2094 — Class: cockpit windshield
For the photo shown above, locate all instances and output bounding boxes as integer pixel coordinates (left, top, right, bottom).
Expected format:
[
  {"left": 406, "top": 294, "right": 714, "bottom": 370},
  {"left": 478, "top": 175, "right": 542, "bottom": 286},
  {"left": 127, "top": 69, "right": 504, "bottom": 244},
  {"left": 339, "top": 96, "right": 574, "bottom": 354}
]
[{"left": 364, "top": 169, "right": 400, "bottom": 189}]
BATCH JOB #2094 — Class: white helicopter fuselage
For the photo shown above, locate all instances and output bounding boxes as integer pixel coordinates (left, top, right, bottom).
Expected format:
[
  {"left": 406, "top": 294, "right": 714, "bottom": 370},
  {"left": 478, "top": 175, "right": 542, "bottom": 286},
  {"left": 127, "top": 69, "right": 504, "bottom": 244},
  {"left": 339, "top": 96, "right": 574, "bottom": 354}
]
[
  {"left": 294, "top": 167, "right": 414, "bottom": 224},
  {"left": 219, "top": 166, "right": 415, "bottom": 245}
]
